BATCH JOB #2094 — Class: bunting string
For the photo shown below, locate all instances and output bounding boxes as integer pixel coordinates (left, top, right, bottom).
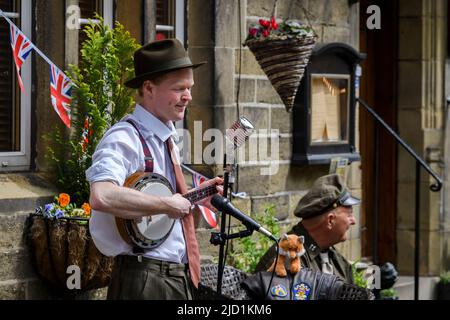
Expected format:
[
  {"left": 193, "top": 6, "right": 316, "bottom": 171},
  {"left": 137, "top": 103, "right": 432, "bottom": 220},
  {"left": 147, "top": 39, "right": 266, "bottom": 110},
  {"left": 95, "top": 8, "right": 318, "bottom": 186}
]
[{"left": 0, "top": 8, "right": 73, "bottom": 128}]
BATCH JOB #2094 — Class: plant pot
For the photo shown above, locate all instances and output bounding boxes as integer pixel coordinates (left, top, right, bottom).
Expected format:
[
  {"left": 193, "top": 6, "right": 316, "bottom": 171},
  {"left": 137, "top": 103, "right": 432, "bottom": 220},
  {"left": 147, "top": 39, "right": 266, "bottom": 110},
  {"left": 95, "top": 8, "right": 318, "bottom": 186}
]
[
  {"left": 437, "top": 282, "right": 450, "bottom": 300},
  {"left": 27, "top": 215, "right": 114, "bottom": 292},
  {"left": 245, "top": 36, "right": 316, "bottom": 112}
]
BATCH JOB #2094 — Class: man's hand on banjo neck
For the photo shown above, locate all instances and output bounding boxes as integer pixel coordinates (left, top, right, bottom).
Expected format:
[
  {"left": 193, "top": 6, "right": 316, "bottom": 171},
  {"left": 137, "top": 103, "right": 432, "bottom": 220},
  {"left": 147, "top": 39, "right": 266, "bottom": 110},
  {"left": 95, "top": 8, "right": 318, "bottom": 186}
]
[
  {"left": 194, "top": 176, "right": 224, "bottom": 211},
  {"left": 159, "top": 176, "right": 224, "bottom": 219}
]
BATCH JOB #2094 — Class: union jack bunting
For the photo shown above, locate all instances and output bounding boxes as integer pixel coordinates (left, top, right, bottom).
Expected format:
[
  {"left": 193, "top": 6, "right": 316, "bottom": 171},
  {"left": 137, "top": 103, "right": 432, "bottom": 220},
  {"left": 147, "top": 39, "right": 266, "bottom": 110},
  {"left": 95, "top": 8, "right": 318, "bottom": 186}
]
[
  {"left": 192, "top": 172, "right": 218, "bottom": 229},
  {"left": 198, "top": 205, "right": 218, "bottom": 229},
  {"left": 50, "top": 64, "right": 72, "bottom": 128},
  {"left": 9, "top": 24, "right": 33, "bottom": 93},
  {"left": 192, "top": 172, "right": 207, "bottom": 188},
  {"left": 80, "top": 116, "right": 92, "bottom": 152}
]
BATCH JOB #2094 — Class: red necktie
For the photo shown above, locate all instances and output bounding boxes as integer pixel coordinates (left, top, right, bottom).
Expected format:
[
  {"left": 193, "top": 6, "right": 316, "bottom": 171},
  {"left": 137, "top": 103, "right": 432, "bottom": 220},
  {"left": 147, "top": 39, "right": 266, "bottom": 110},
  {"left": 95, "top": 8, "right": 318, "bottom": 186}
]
[{"left": 166, "top": 138, "right": 201, "bottom": 288}]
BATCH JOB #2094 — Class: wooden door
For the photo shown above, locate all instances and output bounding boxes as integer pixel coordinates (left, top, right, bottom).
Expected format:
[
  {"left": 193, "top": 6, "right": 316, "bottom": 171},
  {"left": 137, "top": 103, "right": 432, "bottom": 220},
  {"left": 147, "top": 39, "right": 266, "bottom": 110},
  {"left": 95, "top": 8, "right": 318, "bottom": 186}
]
[{"left": 359, "top": 0, "right": 398, "bottom": 265}]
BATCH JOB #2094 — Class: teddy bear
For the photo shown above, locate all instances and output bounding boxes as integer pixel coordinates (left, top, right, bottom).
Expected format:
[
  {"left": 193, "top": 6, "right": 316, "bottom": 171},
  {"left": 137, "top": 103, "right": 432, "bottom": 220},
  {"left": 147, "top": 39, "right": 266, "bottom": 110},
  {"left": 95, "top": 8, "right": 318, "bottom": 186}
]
[{"left": 267, "top": 234, "right": 306, "bottom": 277}]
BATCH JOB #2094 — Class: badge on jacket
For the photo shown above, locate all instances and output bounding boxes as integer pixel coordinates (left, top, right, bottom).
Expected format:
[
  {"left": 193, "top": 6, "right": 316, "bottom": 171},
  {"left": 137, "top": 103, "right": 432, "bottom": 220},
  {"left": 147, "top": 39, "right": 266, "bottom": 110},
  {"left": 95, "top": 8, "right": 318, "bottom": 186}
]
[
  {"left": 270, "top": 284, "right": 288, "bottom": 298},
  {"left": 292, "top": 282, "right": 311, "bottom": 300}
]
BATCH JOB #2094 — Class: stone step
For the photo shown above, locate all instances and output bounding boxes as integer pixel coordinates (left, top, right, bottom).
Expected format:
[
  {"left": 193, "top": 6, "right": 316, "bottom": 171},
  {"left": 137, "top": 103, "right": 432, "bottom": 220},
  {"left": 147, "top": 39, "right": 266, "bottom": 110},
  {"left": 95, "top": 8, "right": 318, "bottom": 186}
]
[
  {"left": 0, "top": 173, "right": 57, "bottom": 214},
  {"left": 0, "top": 212, "right": 33, "bottom": 249},
  {"left": 394, "top": 276, "right": 439, "bottom": 300},
  {"left": 0, "top": 197, "right": 55, "bottom": 214}
]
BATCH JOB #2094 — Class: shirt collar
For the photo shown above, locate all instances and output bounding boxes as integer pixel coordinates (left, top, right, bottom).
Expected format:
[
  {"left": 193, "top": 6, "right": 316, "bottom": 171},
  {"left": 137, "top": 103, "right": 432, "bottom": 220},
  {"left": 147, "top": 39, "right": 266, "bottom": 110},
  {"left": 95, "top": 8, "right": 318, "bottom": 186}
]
[{"left": 133, "top": 104, "right": 178, "bottom": 142}]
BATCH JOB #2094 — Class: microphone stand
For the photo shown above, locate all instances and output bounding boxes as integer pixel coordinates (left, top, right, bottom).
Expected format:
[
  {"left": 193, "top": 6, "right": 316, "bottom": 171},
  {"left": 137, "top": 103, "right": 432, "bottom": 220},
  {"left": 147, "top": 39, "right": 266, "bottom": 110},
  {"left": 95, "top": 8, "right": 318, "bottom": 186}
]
[
  {"left": 210, "top": 117, "right": 256, "bottom": 299},
  {"left": 213, "top": 152, "right": 231, "bottom": 298},
  {"left": 212, "top": 151, "right": 255, "bottom": 298}
]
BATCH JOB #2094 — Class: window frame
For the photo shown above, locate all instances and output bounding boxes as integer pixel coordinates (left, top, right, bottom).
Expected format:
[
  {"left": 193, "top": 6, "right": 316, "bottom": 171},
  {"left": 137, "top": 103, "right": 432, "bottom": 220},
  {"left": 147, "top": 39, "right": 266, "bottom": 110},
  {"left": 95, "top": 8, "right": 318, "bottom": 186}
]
[
  {"left": 0, "top": 1, "right": 32, "bottom": 171},
  {"left": 65, "top": 0, "right": 114, "bottom": 66}
]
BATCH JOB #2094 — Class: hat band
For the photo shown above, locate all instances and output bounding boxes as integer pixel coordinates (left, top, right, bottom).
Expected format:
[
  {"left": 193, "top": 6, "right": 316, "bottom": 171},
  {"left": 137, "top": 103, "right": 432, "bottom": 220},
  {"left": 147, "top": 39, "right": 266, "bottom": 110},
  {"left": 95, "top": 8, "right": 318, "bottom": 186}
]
[
  {"left": 138, "top": 57, "right": 193, "bottom": 76},
  {"left": 316, "top": 191, "right": 350, "bottom": 216}
]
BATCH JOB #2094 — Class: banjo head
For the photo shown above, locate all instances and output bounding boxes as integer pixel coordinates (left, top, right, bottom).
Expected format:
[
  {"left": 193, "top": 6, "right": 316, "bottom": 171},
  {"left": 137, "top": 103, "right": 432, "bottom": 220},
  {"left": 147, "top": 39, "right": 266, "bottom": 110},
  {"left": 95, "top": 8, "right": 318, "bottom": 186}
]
[{"left": 125, "top": 173, "right": 177, "bottom": 249}]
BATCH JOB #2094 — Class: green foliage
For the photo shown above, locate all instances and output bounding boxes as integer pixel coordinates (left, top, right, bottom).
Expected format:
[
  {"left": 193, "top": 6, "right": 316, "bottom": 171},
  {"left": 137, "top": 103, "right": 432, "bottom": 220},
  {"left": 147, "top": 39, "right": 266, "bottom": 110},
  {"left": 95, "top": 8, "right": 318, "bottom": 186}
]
[
  {"left": 379, "top": 288, "right": 398, "bottom": 298},
  {"left": 227, "top": 205, "right": 280, "bottom": 273},
  {"left": 351, "top": 260, "right": 369, "bottom": 289},
  {"left": 439, "top": 271, "right": 450, "bottom": 285},
  {"left": 45, "top": 15, "right": 139, "bottom": 206}
]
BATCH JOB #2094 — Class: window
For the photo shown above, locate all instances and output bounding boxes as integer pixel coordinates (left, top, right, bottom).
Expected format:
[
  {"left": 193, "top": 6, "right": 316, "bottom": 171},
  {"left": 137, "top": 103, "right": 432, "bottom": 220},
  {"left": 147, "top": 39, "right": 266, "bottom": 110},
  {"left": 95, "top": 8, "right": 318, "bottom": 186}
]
[
  {"left": 65, "top": 0, "right": 114, "bottom": 66},
  {"left": 292, "top": 43, "right": 364, "bottom": 165},
  {"left": 310, "top": 74, "right": 350, "bottom": 145},
  {"left": 77, "top": 0, "right": 102, "bottom": 49},
  {"left": 156, "top": 0, "right": 185, "bottom": 43},
  {"left": 0, "top": 0, "right": 32, "bottom": 170},
  {"left": 0, "top": 0, "right": 16, "bottom": 152}
]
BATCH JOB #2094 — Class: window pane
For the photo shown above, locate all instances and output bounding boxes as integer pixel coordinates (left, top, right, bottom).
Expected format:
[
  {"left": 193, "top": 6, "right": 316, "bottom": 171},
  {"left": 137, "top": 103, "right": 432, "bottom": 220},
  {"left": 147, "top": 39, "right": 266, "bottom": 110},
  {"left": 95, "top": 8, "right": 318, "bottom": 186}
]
[
  {"left": 156, "top": 0, "right": 175, "bottom": 39},
  {"left": 78, "top": 0, "right": 102, "bottom": 49},
  {"left": 0, "top": 0, "right": 20, "bottom": 152},
  {"left": 310, "top": 74, "right": 349, "bottom": 145}
]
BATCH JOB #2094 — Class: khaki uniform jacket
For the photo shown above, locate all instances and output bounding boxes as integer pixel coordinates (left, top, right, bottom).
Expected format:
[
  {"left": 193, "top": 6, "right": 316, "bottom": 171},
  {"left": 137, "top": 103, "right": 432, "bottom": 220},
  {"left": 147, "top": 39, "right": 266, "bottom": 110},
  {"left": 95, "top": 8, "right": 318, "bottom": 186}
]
[{"left": 255, "top": 222, "right": 354, "bottom": 285}]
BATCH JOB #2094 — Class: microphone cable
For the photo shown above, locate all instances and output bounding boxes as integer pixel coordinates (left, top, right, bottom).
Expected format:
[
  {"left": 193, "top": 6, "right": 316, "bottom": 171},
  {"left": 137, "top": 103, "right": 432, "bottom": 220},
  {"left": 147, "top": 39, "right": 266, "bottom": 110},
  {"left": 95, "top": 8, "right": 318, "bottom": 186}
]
[{"left": 265, "top": 237, "right": 280, "bottom": 299}]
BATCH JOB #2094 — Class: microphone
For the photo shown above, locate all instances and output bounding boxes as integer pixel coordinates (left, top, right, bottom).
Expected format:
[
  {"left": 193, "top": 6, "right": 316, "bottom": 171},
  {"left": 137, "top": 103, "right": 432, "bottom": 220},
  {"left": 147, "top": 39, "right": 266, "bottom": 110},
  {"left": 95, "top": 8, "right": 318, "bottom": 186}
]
[{"left": 211, "top": 195, "right": 277, "bottom": 241}]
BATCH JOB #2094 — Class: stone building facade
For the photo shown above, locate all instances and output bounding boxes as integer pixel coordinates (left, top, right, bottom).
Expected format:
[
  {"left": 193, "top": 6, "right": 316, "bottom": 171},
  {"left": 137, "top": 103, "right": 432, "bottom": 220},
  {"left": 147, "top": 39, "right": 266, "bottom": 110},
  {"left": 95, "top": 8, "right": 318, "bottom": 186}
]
[
  {"left": 187, "top": 0, "right": 362, "bottom": 264},
  {"left": 0, "top": 0, "right": 449, "bottom": 299}
]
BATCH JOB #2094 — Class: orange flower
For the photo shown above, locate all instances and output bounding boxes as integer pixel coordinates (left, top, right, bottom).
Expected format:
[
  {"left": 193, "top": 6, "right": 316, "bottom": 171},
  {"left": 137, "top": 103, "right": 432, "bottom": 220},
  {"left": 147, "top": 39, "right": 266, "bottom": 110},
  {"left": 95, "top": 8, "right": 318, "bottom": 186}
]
[
  {"left": 58, "top": 193, "right": 70, "bottom": 207},
  {"left": 81, "top": 203, "right": 91, "bottom": 216}
]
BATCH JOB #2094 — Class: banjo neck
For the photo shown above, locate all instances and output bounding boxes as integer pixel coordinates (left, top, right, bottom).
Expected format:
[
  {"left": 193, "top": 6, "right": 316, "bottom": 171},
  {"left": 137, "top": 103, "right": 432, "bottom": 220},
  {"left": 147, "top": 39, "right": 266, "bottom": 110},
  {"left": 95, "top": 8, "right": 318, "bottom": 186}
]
[{"left": 183, "top": 184, "right": 217, "bottom": 204}]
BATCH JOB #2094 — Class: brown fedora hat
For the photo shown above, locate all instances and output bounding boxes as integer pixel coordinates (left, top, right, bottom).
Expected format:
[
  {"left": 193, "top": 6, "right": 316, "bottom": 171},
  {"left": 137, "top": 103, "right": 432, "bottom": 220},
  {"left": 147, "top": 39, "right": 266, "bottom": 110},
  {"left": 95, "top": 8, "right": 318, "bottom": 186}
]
[{"left": 125, "top": 39, "right": 206, "bottom": 88}]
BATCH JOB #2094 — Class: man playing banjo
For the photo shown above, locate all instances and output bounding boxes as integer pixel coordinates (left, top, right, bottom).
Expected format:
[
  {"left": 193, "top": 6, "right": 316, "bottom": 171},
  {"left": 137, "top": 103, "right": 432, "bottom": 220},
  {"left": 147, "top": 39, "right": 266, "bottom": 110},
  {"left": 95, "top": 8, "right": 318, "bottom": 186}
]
[{"left": 86, "top": 39, "right": 222, "bottom": 300}]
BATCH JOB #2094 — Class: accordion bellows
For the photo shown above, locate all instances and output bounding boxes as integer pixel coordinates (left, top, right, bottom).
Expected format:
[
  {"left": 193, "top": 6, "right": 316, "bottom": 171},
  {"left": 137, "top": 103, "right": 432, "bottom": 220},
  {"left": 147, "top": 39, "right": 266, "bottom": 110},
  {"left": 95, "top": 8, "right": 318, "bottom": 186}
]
[{"left": 246, "top": 35, "right": 316, "bottom": 112}]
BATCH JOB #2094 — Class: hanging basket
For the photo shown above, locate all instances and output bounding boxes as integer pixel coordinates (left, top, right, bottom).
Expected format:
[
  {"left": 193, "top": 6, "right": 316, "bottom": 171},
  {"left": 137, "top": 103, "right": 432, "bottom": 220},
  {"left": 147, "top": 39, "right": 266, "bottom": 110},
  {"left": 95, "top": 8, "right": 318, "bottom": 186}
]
[
  {"left": 245, "top": 34, "right": 316, "bottom": 112},
  {"left": 27, "top": 214, "right": 114, "bottom": 292}
]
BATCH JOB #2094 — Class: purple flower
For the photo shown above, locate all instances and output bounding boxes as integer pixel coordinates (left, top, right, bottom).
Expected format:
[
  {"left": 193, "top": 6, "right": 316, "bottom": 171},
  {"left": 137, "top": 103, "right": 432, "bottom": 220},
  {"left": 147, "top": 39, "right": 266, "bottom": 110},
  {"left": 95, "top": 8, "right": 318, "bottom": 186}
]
[
  {"left": 44, "top": 203, "right": 54, "bottom": 213},
  {"left": 55, "top": 209, "right": 65, "bottom": 219}
]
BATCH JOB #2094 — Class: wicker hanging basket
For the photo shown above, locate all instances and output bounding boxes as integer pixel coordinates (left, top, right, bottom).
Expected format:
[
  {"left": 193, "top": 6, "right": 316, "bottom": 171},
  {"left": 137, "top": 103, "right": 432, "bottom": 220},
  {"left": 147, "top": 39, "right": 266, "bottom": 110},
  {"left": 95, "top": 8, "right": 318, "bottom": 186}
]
[
  {"left": 244, "top": 0, "right": 317, "bottom": 112},
  {"left": 245, "top": 35, "right": 316, "bottom": 112},
  {"left": 27, "top": 214, "right": 114, "bottom": 292}
]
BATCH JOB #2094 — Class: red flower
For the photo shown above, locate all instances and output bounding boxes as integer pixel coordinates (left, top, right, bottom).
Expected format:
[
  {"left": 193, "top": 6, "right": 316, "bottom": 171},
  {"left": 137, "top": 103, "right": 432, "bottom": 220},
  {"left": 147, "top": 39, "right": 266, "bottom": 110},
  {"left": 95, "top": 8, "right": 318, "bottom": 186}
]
[
  {"left": 249, "top": 27, "right": 258, "bottom": 37},
  {"left": 259, "top": 19, "right": 270, "bottom": 28},
  {"left": 262, "top": 30, "right": 270, "bottom": 37},
  {"left": 270, "top": 17, "right": 278, "bottom": 30}
]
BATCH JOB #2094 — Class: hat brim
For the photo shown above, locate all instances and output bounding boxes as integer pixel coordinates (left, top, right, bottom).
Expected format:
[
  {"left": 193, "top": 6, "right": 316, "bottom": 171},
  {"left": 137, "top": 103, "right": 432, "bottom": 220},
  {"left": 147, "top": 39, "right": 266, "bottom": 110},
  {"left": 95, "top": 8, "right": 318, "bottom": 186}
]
[{"left": 124, "top": 61, "right": 206, "bottom": 88}]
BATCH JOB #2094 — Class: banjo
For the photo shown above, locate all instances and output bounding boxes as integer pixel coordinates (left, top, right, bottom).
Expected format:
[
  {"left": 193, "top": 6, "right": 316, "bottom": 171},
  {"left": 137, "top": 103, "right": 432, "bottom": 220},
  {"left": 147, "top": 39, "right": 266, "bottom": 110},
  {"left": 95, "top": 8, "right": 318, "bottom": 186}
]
[
  {"left": 115, "top": 116, "right": 254, "bottom": 250},
  {"left": 115, "top": 171, "right": 218, "bottom": 249}
]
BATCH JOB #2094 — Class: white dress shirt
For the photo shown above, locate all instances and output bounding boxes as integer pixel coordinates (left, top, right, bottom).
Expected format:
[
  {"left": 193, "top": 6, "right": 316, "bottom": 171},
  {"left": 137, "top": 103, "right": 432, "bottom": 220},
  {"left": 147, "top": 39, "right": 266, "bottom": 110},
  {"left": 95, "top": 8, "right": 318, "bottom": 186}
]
[{"left": 86, "top": 104, "right": 187, "bottom": 263}]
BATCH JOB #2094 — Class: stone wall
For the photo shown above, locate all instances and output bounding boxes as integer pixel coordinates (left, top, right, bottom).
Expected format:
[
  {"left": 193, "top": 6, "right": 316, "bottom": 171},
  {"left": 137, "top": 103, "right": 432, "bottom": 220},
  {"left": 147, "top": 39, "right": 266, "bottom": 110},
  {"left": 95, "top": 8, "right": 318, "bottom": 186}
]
[{"left": 396, "top": 0, "right": 447, "bottom": 275}]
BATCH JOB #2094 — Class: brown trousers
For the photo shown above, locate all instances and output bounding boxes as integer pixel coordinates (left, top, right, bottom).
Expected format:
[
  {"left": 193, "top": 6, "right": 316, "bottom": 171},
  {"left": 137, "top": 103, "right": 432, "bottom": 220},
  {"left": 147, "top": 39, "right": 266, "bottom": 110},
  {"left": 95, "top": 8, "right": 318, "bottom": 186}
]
[{"left": 107, "top": 255, "right": 194, "bottom": 300}]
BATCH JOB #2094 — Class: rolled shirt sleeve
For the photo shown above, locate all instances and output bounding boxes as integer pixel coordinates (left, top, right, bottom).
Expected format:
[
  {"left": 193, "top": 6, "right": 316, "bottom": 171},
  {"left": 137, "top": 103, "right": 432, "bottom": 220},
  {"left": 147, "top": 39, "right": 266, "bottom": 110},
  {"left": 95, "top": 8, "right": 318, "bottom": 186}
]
[{"left": 86, "top": 122, "right": 143, "bottom": 186}]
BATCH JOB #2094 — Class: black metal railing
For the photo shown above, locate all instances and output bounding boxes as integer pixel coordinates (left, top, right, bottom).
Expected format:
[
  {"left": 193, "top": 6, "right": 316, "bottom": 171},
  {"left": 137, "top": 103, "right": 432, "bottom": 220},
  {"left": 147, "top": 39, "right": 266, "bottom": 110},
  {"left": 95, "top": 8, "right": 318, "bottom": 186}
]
[{"left": 357, "top": 98, "right": 442, "bottom": 300}]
